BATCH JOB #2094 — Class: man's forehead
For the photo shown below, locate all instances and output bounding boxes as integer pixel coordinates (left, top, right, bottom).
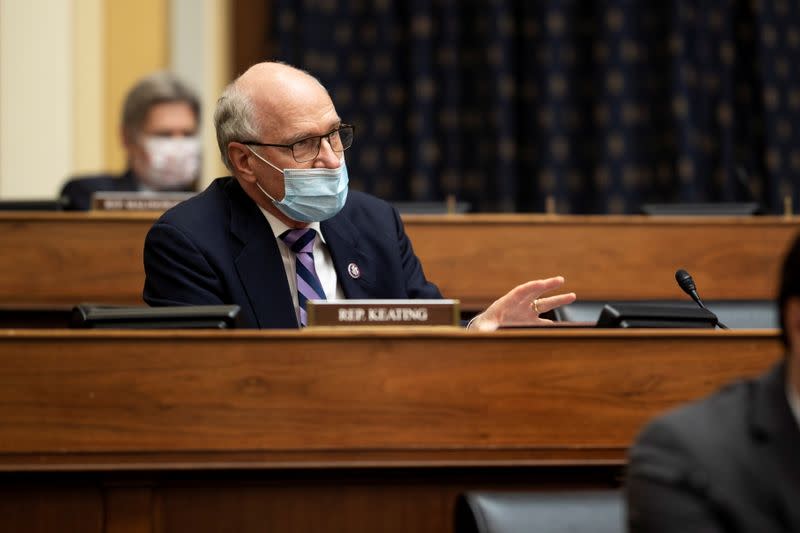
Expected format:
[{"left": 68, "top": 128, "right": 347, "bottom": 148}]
[
  {"left": 237, "top": 65, "right": 337, "bottom": 135},
  {"left": 256, "top": 98, "right": 339, "bottom": 139}
]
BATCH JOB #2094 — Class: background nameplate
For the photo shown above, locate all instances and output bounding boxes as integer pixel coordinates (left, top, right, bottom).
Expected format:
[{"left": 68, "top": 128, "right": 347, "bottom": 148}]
[
  {"left": 91, "top": 192, "right": 195, "bottom": 211},
  {"left": 307, "top": 299, "right": 460, "bottom": 326}
]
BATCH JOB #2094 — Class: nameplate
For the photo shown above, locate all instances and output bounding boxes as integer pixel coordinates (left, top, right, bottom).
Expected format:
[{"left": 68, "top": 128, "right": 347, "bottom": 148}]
[
  {"left": 306, "top": 299, "right": 460, "bottom": 327},
  {"left": 91, "top": 192, "right": 195, "bottom": 211}
]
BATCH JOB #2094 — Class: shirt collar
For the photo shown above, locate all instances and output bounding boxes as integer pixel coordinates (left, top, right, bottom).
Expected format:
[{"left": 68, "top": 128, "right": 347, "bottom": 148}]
[{"left": 257, "top": 205, "right": 326, "bottom": 244}]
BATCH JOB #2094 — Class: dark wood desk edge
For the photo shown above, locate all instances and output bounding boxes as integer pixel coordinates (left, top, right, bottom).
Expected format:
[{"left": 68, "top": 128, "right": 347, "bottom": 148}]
[
  {"left": 0, "top": 327, "right": 781, "bottom": 340},
  {"left": 0, "top": 448, "right": 626, "bottom": 472}
]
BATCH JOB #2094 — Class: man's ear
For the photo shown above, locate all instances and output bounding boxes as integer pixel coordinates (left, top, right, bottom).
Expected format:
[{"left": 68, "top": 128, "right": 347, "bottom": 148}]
[{"left": 228, "top": 143, "right": 256, "bottom": 183}]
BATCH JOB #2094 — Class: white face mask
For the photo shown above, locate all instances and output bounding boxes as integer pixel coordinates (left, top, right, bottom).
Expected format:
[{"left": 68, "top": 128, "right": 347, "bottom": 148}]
[{"left": 141, "top": 136, "right": 201, "bottom": 190}]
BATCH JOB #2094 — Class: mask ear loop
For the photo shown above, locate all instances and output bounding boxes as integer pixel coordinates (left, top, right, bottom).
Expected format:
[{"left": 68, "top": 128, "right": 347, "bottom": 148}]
[
  {"left": 246, "top": 145, "right": 285, "bottom": 203},
  {"left": 246, "top": 145, "right": 284, "bottom": 173},
  {"left": 255, "top": 181, "right": 281, "bottom": 203}
]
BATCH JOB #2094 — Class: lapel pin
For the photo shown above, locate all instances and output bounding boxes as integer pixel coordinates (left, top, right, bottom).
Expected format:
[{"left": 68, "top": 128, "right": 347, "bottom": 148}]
[{"left": 348, "top": 262, "right": 361, "bottom": 279}]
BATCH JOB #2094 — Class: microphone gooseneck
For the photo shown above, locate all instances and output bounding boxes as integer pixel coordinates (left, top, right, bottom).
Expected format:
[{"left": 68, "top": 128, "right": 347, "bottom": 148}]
[{"left": 674, "top": 269, "right": 729, "bottom": 330}]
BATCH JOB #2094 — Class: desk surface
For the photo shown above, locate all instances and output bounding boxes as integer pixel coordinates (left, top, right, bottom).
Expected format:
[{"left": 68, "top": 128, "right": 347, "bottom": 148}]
[
  {"left": 0, "top": 213, "right": 797, "bottom": 311},
  {"left": 0, "top": 327, "right": 780, "bottom": 471}
]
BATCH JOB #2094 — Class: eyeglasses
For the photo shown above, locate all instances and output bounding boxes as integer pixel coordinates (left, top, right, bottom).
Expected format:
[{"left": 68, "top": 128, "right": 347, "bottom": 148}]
[{"left": 241, "top": 124, "right": 354, "bottom": 163}]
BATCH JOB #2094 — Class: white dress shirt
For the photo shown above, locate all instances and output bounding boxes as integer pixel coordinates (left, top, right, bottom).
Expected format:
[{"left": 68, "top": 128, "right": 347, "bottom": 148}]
[{"left": 258, "top": 207, "right": 345, "bottom": 322}]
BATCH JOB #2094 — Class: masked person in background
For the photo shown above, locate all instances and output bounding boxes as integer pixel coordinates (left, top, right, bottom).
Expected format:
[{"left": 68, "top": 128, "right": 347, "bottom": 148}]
[{"left": 60, "top": 72, "right": 201, "bottom": 210}]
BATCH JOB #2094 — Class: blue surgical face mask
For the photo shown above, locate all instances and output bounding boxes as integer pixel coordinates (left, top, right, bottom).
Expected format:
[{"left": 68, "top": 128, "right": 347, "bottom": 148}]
[{"left": 247, "top": 147, "right": 349, "bottom": 223}]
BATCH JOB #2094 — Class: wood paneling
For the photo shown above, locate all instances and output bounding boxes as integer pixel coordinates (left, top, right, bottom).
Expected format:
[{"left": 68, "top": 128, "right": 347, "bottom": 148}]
[
  {"left": 0, "top": 213, "right": 796, "bottom": 311},
  {"left": 0, "top": 329, "right": 779, "bottom": 532},
  {"left": 0, "top": 466, "right": 620, "bottom": 533},
  {"left": 0, "top": 329, "right": 780, "bottom": 531},
  {"left": 105, "top": 487, "right": 153, "bottom": 533},
  {"left": 0, "top": 213, "right": 152, "bottom": 306},
  {"left": 0, "top": 328, "right": 779, "bottom": 467},
  {"left": 403, "top": 214, "right": 799, "bottom": 307},
  {"left": 0, "top": 485, "right": 104, "bottom": 532},
  {"left": 153, "top": 467, "right": 619, "bottom": 533},
  {"left": 0, "top": 212, "right": 789, "bottom": 531}
]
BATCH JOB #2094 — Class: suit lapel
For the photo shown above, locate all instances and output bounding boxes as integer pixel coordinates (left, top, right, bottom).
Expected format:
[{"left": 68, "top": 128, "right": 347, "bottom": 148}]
[
  {"left": 226, "top": 181, "right": 298, "bottom": 328},
  {"left": 749, "top": 361, "right": 800, "bottom": 530},
  {"left": 321, "top": 214, "right": 377, "bottom": 299}
]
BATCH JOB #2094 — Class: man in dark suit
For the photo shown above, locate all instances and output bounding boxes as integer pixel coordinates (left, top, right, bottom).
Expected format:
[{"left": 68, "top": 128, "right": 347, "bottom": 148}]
[
  {"left": 60, "top": 72, "right": 201, "bottom": 210},
  {"left": 626, "top": 235, "right": 800, "bottom": 532},
  {"left": 143, "top": 61, "right": 575, "bottom": 329}
]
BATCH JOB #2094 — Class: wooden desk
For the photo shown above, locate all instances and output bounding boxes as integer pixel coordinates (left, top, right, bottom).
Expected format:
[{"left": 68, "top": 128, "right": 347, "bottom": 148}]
[
  {"left": 0, "top": 212, "right": 153, "bottom": 306},
  {"left": 0, "top": 328, "right": 781, "bottom": 532},
  {"left": 404, "top": 214, "right": 799, "bottom": 308},
  {"left": 0, "top": 213, "right": 796, "bottom": 313}
]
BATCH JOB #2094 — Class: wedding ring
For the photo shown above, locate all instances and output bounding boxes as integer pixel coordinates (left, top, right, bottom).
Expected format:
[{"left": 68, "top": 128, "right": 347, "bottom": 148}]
[{"left": 531, "top": 299, "right": 540, "bottom": 314}]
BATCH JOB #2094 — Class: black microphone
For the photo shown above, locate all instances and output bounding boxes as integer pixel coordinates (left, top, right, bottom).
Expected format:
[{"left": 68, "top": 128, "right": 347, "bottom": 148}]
[
  {"left": 675, "top": 269, "right": 728, "bottom": 329},
  {"left": 675, "top": 269, "right": 703, "bottom": 307}
]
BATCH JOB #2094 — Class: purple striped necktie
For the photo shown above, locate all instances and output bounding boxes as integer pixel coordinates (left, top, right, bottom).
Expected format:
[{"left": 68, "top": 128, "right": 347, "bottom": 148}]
[{"left": 279, "top": 228, "right": 327, "bottom": 326}]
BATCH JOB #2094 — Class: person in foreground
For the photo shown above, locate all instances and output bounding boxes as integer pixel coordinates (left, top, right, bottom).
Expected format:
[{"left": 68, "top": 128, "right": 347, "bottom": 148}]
[
  {"left": 60, "top": 72, "right": 201, "bottom": 210},
  {"left": 143, "top": 61, "right": 575, "bottom": 329},
  {"left": 625, "top": 235, "right": 800, "bottom": 532}
]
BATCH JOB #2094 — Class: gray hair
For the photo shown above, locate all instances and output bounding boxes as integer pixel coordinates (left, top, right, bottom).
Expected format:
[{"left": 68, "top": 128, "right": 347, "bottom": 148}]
[
  {"left": 214, "top": 82, "right": 261, "bottom": 171},
  {"left": 122, "top": 72, "right": 200, "bottom": 138},
  {"left": 214, "top": 63, "right": 332, "bottom": 172}
]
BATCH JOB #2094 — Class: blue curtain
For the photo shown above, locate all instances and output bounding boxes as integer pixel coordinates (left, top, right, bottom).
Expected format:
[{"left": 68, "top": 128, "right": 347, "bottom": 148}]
[{"left": 272, "top": 1, "right": 800, "bottom": 214}]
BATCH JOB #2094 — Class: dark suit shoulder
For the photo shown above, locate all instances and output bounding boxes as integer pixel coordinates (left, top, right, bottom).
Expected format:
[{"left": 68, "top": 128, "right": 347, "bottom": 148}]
[
  {"left": 629, "top": 365, "right": 784, "bottom": 496},
  {"left": 156, "top": 177, "right": 231, "bottom": 226},
  {"left": 650, "top": 377, "right": 750, "bottom": 439},
  {"left": 60, "top": 171, "right": 139, "bottom": 210},
  {"left": 627, "top": 363, "right": 797, "bottom": 532},
  {"left": 633, "top": 376, "right": 753, "bottom": 466},
  {"left": 338, "top": 190, "right": 405, "bottom": 237},
  {"left": 338, "top": 189, "right": 398, "bottom": 222},
  {"left": 149, "top": 177, "right": 237, "bottom": 253},
  {"left": 341, "top": 189, "right": 393, "bottom": 210},
  {"left": 61, "top": 171, "right": 138, "bottom": 192}
]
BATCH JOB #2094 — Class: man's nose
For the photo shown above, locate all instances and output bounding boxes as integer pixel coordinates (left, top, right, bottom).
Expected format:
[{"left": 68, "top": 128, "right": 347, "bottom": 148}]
[{"left": 313, "top": 137, "right": 341, "bottom": 168}]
